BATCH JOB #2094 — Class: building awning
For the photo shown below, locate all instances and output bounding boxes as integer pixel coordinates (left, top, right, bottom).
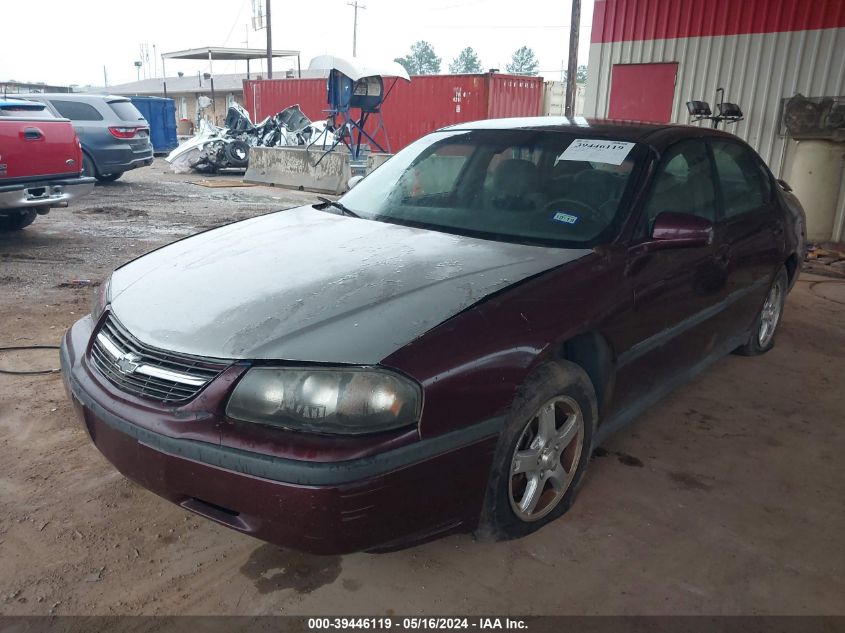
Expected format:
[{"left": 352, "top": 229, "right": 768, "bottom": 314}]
[
  {"left": 161, "top": 47, "right": 301, "bottom": 79},
  {"left": 162, "top": 46, "right": 299, "bottom": 61}
]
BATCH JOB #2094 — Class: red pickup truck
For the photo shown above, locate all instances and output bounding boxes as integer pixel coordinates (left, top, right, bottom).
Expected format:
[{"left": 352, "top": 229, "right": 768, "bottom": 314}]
[{"left": 0, "top": 98, "right": 95, "bottom": 230}]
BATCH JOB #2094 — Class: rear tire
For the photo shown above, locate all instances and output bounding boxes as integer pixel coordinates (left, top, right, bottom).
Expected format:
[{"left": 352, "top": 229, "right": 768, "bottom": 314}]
[
  {"left": 82, "top": 153, "right": 97, "bottom": 179},
  {"left": 477, "top": 361, "right": 596, "bottom": 541},
  {"left": 0, "top": 210, "right": 37, "bottom": 231},
  {"left": 735, "top": 267, "right": 788, "bottom": 356},
  {"left": 96, "top": 172, "right": 123, "bottom": 182}
]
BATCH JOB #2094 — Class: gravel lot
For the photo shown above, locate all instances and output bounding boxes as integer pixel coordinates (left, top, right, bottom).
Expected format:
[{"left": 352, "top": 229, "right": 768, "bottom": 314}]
[{"left": 0, "top": 161, "right": 843, "bottom": 616}]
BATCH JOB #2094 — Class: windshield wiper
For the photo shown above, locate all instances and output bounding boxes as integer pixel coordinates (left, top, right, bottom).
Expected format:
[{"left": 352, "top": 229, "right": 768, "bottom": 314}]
[{"left": 314, "top": 196, "right": 360, "bottom": 218}]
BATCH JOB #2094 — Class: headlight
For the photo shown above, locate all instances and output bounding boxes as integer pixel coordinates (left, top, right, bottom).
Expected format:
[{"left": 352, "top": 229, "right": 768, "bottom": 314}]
[
  {"left": 226, "top": 367, "right": 422, "bottom": 435},
  {"left": 90, "top": 276, "right": 111, "bottom": 322}
]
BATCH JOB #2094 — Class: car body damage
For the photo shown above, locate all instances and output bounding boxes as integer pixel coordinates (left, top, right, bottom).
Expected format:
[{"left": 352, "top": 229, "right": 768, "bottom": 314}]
[
  {"left": 166, "top": 104, "right": 332, "bottom": 173},
  {"left": 109, "top": 205, "right": 591, "bottom": 363}
]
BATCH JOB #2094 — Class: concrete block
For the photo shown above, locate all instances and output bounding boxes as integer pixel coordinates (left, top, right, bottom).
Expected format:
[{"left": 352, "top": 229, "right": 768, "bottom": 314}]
[{"left": 244, "top": 146, "right": 392, "bottom": 195}]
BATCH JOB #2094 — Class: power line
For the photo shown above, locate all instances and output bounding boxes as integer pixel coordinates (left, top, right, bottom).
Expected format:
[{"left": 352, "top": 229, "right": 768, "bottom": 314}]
[{"left": 427, "top": 0, "right": 487, "bottom": 11}]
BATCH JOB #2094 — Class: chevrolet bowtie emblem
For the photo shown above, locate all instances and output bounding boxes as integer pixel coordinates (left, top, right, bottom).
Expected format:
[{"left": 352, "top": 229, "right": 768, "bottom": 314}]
[{"left": 115, "top": 352, "right": 142, "bottom": 375}]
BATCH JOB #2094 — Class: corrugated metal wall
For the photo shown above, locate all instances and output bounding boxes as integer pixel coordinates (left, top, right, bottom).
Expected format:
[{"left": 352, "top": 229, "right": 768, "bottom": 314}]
[
  {"left": 585, "top": 0, "right": 845, "bottom": 177},
  {"left": 244, "top": 74, "right": 543, "bottom": 153},
  {"left": 244, "top": 78, "right": 326, "bottom": 126}
]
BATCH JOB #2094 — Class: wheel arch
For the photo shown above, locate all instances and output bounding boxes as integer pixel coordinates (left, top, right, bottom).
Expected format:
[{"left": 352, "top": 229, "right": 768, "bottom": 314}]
[
  {"left": 81, "top": 148, "right": 100, "bottom": 177},
  {"left": 784, "top": 253, "right": 799, "bottom": 287},
  {"left": 553, "top": 330, "right": 616, "bottom": 416}
]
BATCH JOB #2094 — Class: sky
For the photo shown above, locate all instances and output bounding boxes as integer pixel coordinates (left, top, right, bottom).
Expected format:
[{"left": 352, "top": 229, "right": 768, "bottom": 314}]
[{"left": 0, "top": 0, "right": 595, "bottom": 88}]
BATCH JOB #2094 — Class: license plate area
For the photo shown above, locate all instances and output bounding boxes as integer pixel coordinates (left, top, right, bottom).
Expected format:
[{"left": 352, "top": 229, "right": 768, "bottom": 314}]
[{"left": 25, "top": 185, "right": 63, "bottom": 201}]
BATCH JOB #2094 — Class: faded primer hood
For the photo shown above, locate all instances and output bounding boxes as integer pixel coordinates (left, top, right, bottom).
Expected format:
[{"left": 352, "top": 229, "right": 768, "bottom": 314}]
[{"left": 109, "top": 207, "right": 589, "bottom": 364}]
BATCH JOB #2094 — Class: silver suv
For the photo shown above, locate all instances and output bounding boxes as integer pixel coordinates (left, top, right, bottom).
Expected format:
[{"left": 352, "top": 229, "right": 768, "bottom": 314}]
[{"left": 20, "top": 94, "right": 153, "bottom": 182}]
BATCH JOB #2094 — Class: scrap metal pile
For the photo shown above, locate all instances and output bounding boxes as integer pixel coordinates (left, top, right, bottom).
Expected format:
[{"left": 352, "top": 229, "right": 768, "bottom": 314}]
[{"left": 166, "top": 104, "right": 332, "bottom": 173}]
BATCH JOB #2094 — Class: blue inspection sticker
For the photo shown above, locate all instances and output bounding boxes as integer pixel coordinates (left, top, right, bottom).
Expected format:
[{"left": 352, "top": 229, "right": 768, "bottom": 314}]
[{"left": 551, "top": 211, "right": 580, "bottom": 225}]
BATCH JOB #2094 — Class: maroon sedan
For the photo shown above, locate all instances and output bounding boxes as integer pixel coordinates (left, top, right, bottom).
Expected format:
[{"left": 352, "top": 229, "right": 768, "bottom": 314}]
[{"left": 62, "top": 119, "right": 805, "bottom": 554}]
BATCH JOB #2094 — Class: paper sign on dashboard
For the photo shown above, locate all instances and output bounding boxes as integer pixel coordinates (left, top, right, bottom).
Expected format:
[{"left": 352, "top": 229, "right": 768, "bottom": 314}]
[{"left": 556, "top": 139, "right": 635, "bottom": 166}]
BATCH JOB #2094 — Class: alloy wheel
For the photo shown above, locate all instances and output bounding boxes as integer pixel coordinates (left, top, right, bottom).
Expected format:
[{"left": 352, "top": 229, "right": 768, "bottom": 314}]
[
  {"left": 758, "top": 279, "right": 783, "bottom": 347},
  {"left": 508, "top": 395, "right": 584, "bottom": 522}
]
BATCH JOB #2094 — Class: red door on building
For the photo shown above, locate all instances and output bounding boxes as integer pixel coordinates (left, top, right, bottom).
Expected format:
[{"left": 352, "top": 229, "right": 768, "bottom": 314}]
[{"left": 608, "top": 62, "right": 678, "bottom": 123}]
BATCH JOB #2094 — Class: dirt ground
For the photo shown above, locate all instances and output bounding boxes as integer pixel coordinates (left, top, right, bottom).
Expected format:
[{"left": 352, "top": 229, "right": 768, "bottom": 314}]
[{"left": 0, "top": 161, "right": 843, "bottom": 616}]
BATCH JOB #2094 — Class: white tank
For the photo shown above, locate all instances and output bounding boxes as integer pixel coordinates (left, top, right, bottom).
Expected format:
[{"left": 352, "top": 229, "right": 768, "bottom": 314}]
[{"left": 785, "top": 140, "right": 845, "bottom": 243}]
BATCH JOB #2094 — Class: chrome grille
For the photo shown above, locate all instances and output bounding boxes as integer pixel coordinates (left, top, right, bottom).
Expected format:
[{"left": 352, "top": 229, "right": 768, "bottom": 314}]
[{"left": 90, "top": 314, "right": 229, "bottom": 404}]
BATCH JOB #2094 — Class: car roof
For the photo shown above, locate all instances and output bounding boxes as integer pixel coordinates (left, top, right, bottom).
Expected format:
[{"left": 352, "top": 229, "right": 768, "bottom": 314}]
[
  {"left": 439, "top": 116, "right": 741, "bottom": 149},
  {"left": 15, "top": 93, "right": 130, "bottom": 103}
]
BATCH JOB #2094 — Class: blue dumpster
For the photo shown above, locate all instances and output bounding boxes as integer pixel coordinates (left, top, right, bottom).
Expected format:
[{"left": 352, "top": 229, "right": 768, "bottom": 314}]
[{"left": 130, "top": 96, "right": 178, "bottom": 154}]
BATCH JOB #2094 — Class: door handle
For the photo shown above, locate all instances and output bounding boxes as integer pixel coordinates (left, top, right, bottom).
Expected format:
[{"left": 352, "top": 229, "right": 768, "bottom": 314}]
[{"left": 21, "top": 127, "right": 43, "bottom": 141}]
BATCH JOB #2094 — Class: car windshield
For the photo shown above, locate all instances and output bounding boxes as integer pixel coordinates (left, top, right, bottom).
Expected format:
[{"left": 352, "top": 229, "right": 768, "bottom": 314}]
[{"left": 339, "top": 129, "right": 645, "bottom": 247}]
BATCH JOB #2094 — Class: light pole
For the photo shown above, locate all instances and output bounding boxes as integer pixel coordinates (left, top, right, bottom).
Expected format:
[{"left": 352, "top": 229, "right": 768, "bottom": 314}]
[
  {"left": 266, "top": 0, "right": 272, "bottom": 79},
  {"left": 134, "top": 61, "right": 142, "bottom": 81},
  {"left": 564, "top": 0, "right": 581, "bottom": 118},
  {"left": 347, "top": 1, "right": 366, "bottom": 57}
]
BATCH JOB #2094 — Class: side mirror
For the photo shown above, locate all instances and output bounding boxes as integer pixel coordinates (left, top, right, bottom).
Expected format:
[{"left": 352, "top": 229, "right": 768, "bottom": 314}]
[
  {"left": 647, "top": 212, "right": 713, "bottom": 250},
  {"left": 347, "top": 175, "right": 364, "bottom": 190}
]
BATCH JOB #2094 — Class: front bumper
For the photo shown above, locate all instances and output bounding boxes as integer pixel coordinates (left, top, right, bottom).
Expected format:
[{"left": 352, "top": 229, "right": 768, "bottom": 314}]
[
  {"left": 61, "top": 317, "right": 500, "bottom": 554},
  {"left": 0, "top": 176, "right": 95, "bottom": 210}
]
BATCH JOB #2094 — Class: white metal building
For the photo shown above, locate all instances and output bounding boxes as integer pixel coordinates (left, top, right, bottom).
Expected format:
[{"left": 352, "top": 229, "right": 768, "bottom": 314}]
[{"left": 584, "top": 0, "right": 845, "bottom": 241}]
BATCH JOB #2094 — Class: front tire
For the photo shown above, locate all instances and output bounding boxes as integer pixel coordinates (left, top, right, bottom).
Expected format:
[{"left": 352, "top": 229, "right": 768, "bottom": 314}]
[
  {"left": 0, "top": 210, "right": 37, "bottom": 231},
  {"left": 478, "top": 361, "right": 596, "bottom": 541},
  {"left": 96, "top": 172, "right": 123, "bottom": 182},
  {"left": 735, "top": 267, "right": 788, "bottom": 356}
]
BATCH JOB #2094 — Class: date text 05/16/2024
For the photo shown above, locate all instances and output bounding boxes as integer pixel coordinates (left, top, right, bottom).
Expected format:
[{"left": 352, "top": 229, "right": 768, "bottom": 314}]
[{"left": 307, "top": 618, "right": 528, "bottom": 630}]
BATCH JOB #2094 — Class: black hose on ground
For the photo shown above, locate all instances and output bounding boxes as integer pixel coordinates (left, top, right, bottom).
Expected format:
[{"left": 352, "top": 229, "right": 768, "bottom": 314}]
[{"left": 0, "top": 345, "right": 61, "bottom": 375}]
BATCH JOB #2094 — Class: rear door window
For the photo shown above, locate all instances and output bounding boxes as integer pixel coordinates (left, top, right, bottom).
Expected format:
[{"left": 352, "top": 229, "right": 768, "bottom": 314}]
[
  {"left": 641, "top": 139, "right": 717, "bottom": 232},
  {"left": 108, "top": 100, "right": 145, "bottom": 122},
  {"left": 49, "top": 100, "right": 104, "bottom": 121},
  {"left": 710, "top": 141, "right": 771, "bottom": 218}
]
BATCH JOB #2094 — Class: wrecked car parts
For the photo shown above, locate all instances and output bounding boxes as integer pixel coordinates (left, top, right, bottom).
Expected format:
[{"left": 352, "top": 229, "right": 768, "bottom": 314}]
[{"left": 166, "top": 104, "right": 331, "bottom": 173}]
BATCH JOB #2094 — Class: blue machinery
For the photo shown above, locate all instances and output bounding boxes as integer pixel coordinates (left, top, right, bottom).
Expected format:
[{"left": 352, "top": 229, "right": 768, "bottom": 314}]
[
  {"left": 317, "top": 70, "right": 400, "bottom": 163},
  {"left": 307, "top": 56, "right": 410, "bottom": 165}
]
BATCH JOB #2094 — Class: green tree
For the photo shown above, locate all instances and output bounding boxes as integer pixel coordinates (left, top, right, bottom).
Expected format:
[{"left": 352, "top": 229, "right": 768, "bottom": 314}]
[
  {"left": 449, "top": 47, "right": 483, "bottom": 74},
  {"left": 394, "top": 41, "right": 442, "bottom": 75},
  {"left": 506, "top": 46, "right": 539, "bottom": 76},
  {"left": 563, "top": 64, "right": 589, "bottom": 84},
  {"left": 577, "top": 64, "right": 588, "bottom": 83}
]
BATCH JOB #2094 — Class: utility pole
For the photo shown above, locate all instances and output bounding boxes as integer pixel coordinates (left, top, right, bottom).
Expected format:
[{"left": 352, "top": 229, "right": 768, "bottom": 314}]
[
  {"left": 103, "top": 66, "right": 108, "bottom": 87},
  {"left": 564, "top": 0, "right": 581, "bottom": 118},
  {"left": 266, "top": 0, "right": 273, "bottom": 79},
  {"left": 347, "top": 1, "right": 366, "bottom": 57}
]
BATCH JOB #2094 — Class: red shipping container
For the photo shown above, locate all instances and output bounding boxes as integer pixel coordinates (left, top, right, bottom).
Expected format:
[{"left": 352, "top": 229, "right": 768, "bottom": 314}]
[{"left": 243, "top": 73, "right": 543, "bottom": 153}]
